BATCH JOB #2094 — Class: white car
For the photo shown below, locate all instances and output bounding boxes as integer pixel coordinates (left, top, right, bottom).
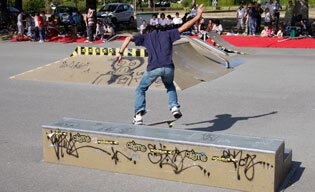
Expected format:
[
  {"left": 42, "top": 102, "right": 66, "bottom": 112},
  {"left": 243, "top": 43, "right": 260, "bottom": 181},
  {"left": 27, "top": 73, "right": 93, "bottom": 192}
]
[{"left": 97, "top": 3, "right": 134, "bottom": 25}]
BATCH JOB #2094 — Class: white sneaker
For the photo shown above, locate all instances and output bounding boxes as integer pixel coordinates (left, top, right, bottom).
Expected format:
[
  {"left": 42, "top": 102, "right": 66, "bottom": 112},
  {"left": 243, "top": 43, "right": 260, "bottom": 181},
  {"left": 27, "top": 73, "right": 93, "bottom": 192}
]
[
  {"left": 171, "top": 106, "right": 182, "bottom": 119},
  {"left": 133, "top": 115, "right": 143, "bottom": 125}
]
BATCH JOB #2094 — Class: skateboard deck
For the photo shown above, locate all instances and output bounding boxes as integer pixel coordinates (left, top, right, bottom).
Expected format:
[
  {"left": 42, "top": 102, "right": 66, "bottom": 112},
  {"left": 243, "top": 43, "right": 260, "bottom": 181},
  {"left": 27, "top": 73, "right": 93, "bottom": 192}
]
[{"left": 145, "top": 119, "right": 177, "bottom": 128}]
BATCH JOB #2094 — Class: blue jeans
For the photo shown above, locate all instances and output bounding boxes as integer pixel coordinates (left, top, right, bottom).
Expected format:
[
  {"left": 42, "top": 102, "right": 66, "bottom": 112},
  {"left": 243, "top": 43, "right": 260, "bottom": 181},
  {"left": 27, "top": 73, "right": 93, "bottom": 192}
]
[{"left": 134, "top": 67, "right": 179, "bottom": 115}]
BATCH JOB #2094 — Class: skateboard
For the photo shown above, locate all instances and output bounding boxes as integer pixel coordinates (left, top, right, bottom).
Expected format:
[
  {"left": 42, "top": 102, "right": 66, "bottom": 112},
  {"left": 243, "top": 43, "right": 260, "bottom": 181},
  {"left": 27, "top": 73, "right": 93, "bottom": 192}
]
[{"left": 145, "top": 119, "right": 177, "bottom": 128}]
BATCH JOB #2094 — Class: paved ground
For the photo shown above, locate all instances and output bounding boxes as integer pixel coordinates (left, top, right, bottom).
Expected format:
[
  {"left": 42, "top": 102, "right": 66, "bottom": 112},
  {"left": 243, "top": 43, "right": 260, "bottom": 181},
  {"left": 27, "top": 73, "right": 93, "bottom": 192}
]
[{"left": 0, "top": 40, "right": 315, "bottom": 192}]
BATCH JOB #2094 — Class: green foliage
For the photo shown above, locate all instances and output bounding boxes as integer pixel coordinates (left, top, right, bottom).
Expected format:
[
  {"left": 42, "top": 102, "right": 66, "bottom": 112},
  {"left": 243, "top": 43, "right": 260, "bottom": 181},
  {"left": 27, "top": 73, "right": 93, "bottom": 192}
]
[
  {"left": 181, "top": 0, "right": 191, "bottom": 7},
  {"left": 171, "top": 3, "right": 184, "bottom": 8},
  {"left": 22, "top": 0, "right": 45, "bottom": 13}
]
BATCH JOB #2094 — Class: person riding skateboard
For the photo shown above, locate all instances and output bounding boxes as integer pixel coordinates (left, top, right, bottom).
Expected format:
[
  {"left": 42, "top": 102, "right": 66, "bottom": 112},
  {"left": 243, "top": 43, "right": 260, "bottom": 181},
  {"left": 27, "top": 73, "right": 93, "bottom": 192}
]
[{"left": 116, "top": 5, "right": 205, "bottom": 125}]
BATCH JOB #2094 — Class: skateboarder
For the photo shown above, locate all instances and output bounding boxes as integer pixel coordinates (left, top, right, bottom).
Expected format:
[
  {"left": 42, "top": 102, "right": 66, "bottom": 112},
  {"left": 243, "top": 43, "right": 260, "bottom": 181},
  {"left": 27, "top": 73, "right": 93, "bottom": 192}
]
[{"left": 116, "top": 4, "right": 205, "bottom": 125}]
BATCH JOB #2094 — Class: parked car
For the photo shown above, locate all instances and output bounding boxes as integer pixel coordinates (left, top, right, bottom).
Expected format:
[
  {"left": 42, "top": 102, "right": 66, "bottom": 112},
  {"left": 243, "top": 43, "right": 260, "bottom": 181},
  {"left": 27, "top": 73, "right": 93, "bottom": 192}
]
[
  {"left": 52, "top": 6, "right": 78, "bottom": 25},
  {"left": 155, "top": 1, "right": 171, "bottom": 7},
  {"left": 97, "top": 3, "right": 134, "bottom": 25}
]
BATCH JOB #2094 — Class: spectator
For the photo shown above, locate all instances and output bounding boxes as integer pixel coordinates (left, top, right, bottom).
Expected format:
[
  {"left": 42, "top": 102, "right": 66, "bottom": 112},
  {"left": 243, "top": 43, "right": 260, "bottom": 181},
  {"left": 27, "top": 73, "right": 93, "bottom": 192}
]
[
  {"left": 266, "top": 0, "right": 276, "bottom": 16},
  {"left": 158, "top": 13, "right": 168, "bottom": 31},
  {"left": 260, "top": 25, "right": 269, "bottom": 37},
  {"left": 72, "top": 12, "right": 80, "bottom": 38},
  {"left": 166, "top": 15, "right": 173, "bottom": 29},
  {"left": 245, "top": 2, "right": 257, "bottom": 35},
  {"left": 182, "top": 12, "right": 190, "bottom": 23},
  {"left": 236, "top": 2, "right": 247, "bottom": 33},
  {"left": 198, "top": 17, "right": 206, "bottom": 34},
  {"left": 103, "top": 23, "right": 115, "bottom": 41},
  {"left": 139, "top": 20, "right": 147, "bottom": 34},
  {"left": 276, "top": 26, "right": 284, "bottom": 37},
  {"left": 149, "top": 14, "right": 159, "bottom": 28},
  {"left": 172, "top": 12, "right": 183, "bottom": 28},
  {"left": 190, "top": 4, "right": 197, "bottom": 17},
  {"left": 264, "top": 7, "right": 272, "bottom": 26},
  {"left": 212, "top": 19, "right": 223, "bottom": 35},
  {"left": 77, "top": 12, "right": 86, "bottom": 37},
  {"left": 256, "top": 3, "right": 264, "bottom": 34},
  {"left": 191, "top": 20, "right": 199, "bottom": 35},
  {"left": 25, "top": 14, "right": 33, "bottom": 37},
  {"left": 37, "top": 12, "right": 45, "bottom": 42},
  {"left": 284, "top": 0, "right": 294, "bottom": 26},
  {"left": 95, "top": 19, "right": 105, "bottom": 40},
  {"left": 205, "top": 19, "right": 214, "bottom": 32},
  {"left": 16, "top": 10, "right": 24, "bottom": 40},
  {"left": 86, "top": 8, "right": 95, "bottom": 43},
  {"left": 33, "top": 12, "right": 39, "bottom": 41},
  {"left": 274, "top": 0, "right": 282, "bottom": 31}
]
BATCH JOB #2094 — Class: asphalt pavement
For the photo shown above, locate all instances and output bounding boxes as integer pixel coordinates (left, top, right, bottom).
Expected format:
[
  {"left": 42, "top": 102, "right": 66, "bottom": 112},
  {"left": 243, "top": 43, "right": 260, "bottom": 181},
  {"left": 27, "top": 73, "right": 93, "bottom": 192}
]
[{"left": 0, "top": 40, "right": 314, "bottom": 192}]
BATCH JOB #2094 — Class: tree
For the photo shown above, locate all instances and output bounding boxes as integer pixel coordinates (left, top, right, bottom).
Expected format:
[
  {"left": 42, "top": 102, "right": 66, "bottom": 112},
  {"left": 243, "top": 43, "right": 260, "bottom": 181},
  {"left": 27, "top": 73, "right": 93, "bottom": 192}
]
[
  {"left": 0, "top": 0, "right": 9, "bottom": 24},
  {"left": 15, "top": 0, "right": 22, "bottom": 11}
]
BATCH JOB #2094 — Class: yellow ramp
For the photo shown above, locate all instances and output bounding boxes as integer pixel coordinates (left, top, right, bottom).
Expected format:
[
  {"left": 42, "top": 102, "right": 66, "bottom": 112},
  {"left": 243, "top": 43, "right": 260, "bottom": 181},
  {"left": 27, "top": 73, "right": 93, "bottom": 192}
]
[
  {"left": 10, "top": 55, "right": 165, "bottom": 89},
  {"left": 11, "top": 41, "right": 232, "bottom": 90}
]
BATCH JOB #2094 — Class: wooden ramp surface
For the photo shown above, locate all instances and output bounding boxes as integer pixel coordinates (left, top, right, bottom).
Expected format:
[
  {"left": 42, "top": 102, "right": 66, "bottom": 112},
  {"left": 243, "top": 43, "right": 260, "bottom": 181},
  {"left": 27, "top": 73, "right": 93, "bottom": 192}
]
[{"left": 10, "top": 40, "right": 233, "bottom": 90}]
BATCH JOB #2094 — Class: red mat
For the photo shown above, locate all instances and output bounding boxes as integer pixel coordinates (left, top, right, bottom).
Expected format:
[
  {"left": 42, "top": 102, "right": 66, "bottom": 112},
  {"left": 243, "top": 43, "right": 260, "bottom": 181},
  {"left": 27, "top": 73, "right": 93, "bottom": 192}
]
[
  {"left": 11, "top": 35, "right": 126, "bottom": 44},
  {"left": 10, "top": 34, "right": 315, "bottom": 48},
  {"left": 221, "top": 35, "right": 315, "bottom": 48}
]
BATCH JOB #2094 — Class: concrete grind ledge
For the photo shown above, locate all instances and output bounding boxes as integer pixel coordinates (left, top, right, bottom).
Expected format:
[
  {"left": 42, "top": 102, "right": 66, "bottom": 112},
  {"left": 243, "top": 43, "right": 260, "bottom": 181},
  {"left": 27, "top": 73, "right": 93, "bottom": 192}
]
[{"left": 43, "top": 117, "right": 292, "bottom": 192}]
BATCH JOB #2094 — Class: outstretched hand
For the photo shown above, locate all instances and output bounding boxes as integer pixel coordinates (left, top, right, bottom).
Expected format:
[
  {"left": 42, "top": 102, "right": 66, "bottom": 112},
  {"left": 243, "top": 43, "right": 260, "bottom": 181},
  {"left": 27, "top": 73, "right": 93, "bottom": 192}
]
[
  {"left": 116, "top": 54, "right": 122, "bottom": 63},
  {"left": 197, "top": 4, "right": 204, "bottom": 16}
]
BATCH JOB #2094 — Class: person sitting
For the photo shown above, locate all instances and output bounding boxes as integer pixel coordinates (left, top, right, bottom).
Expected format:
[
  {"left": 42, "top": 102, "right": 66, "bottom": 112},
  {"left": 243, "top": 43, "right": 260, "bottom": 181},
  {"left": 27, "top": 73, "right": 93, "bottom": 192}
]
[
  {"left": 158, "top": 13, "right": 168, "bottom": 31},
  {"left": 198, "top": 17, "right": 206, "bottom": 34},
  {"left": 103, "top": 23, "right": 115, "bottom": 41},
  {"left": 212, "top": 19, "right": 223, "bottom": 35},
  {"left": 260, "top": 26, "right": 269, "bottom": 37},
  {"left": 95, "top": 19, "right": 105, "bottom": 40},
  {"left": 275, "top": 26, "right": 283, "bottom": 38},
  {"left": 149, "top": 14, "right": 159, "bottom": 28},
  {"left": 205, "top": 19, "right": 214, "bottom": 32},
  {"left": 139, "top": 20, "right": 147, "bottom": 34},
  {"left": 166, "top": 15, "right": 173, "bottom": 29},
  {"left": 172, "top": 12, "right": 183, "bottom": 28}
]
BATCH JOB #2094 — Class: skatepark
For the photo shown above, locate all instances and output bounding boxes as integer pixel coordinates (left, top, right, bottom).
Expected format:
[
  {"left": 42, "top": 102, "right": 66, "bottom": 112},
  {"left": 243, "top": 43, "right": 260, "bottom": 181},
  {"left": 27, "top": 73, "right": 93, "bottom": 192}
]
[{"left": 0, "top": 35, "right": 315, "bottom": 191}]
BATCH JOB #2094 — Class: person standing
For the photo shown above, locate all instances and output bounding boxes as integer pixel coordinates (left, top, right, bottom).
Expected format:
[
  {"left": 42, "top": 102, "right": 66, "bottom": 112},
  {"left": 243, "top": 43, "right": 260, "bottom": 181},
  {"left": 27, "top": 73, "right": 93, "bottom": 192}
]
[
  {"left": 86, "top": 8, "right": 95, "bottom": 43},
  {"left": 17, "top": 10, "right": 24, "bottom": 40},
  {"left": 236, "top": 2, "right": 246, "bottom": 33},
  {"left": 116, "top": 5, "right": 205, "bottom": 125},
  {"left": 255, "top": 3, "right": 264, "bottom": 34},
  {"left": 245, "top": 2, "right": 257, "bottom": 35},
  {"left": 37, "top": 12, "right": 45, "bottom": 42},
  {"left": 274, "top": 0, "right": 282, "bottom": 31},
  {"left": 284, "top": 0, "right": 294, "bottom": 25}
]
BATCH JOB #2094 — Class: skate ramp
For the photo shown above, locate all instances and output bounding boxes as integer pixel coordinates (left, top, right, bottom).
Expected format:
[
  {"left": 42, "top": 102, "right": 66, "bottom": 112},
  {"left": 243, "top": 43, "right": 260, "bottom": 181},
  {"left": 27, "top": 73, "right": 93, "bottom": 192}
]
[
  {"left": 172, "top": 41, "right": 231, "bottom": 89},
  {"left": 10, "top": 55, "right": 167, "bottom": 89},
  {"left": 10, "top": 39, "right": 233, "bottom": 90},
  {"left": 206, "top": 31, "right": 254, "bottom": 54}
]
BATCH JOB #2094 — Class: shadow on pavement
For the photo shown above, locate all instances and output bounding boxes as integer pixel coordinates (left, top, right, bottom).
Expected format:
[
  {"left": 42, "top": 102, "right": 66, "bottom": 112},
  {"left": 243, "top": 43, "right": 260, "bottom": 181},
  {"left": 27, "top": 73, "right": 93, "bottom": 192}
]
[
  {"left": 278, "top": 161, "right": 305, "bottom": 192},
  {"left": 185, "top": 111, "right": 277, "bottom": 132}
]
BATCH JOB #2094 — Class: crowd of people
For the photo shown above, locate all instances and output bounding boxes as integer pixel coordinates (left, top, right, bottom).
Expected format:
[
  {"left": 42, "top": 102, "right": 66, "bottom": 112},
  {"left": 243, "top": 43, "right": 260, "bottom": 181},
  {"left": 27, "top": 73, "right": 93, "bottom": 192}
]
[
  {"left": 138, "top": 5, "right": 224, "bottom": 37},
  {"left": 235, "top": 0, "right": 313, "bottom": 37},
  {"left": 2, "top": 2, "right": 315, "bottom": 42},
  {"left": 2, "top": 7, "right": 116, "bottom": 43}
]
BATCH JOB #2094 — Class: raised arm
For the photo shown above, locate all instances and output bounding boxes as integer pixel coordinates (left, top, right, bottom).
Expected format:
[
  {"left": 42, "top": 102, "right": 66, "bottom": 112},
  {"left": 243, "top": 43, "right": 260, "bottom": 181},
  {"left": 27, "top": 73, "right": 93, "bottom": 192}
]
[{"left": 178, "top": 4, "right": 204, "bottom": 34}]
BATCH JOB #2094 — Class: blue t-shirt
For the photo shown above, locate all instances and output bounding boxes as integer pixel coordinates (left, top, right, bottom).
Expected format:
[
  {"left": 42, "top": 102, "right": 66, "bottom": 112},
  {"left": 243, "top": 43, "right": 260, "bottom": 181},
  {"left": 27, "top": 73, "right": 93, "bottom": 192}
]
[{"left": 133, "top": 29, "right": 181, "bottom": 71}]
